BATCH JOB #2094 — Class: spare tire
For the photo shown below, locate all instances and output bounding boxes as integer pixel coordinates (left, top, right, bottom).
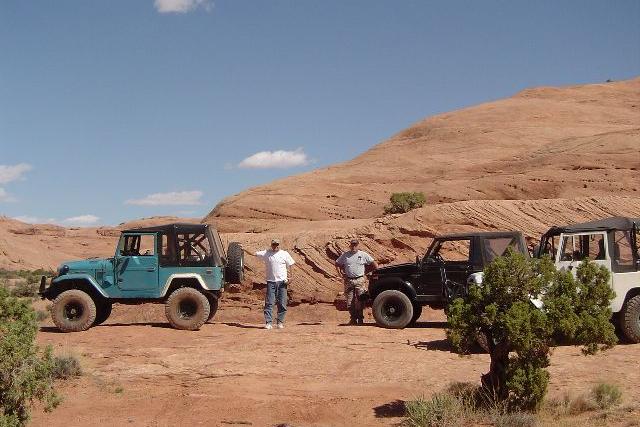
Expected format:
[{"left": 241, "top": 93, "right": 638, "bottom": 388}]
[{"left": 225, "top": 242, "right": 244, "bottom": 284}]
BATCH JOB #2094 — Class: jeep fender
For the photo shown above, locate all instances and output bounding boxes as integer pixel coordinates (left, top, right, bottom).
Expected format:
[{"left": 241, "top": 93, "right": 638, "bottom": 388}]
[
  {"left": 47, "top": 274, "right": 107, "bottom": 299},
  {"left": 160, "top": 273, "right": 220, "bottom": 298},
  {"left": 369, "top": 278, "right": 417, "bottom": 302}
]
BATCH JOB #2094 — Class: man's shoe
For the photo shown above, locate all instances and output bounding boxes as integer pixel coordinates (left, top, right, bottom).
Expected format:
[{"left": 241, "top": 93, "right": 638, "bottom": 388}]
[
  {"left": 356, "top": 318, "right": 364, "bottom": 325},
  {"left": 276, "top": 323, "right": 284, "bottom": 329},
  {"left": 264, "top": 323, "right": 273, "bottom": 330},
  {"left": 348, "top": 319, "right": 358, "bottom": 325}
]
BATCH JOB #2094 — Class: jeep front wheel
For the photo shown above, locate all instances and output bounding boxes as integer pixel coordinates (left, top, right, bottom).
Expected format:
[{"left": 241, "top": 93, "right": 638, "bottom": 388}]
[
  {"left": 372, "top": 290, "right": 414, "bottom": 329},
  {"left": 165, "top": 287, "right": 210, "bottom": 330},
  {"left": 51, "top": 289, "right": 97, "bottom": 332},
  {"left": 620, "top": 295, "right": 640, "bottom": 343}
]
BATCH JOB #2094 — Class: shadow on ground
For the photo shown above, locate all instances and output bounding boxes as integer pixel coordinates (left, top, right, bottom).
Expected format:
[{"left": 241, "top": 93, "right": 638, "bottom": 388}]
[{"left": 373, "top": 399, "right": 406, "bottom": 418}]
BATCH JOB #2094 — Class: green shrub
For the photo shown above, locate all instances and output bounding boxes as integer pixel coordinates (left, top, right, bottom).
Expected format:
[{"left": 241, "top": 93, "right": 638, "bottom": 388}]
[
  {"left": 591, "top": 383, "right": 622, "bottom": 409},
  {"left": 384, "top": 192, "right": 426, "bottom": 214},
  {"left": 10, "top": 281, "right": 38, "bottom": 298},
  {"left": 51, "top": 355, "right": 82, "bottom": 380},
  {"left": 493, "top": 412, "right": 537, "bottom": 427},
  {"left": 0, "top": 287, "right": 59, "bottom": 426},
  {"left": 447, "top": 252, "right": 616, "bottom": 412},
  {"left": 405, "top": 393, "right": 465, "bottom": 427},
  {"left": 35, "top": 310, "right": 49, "bottom": 322}
]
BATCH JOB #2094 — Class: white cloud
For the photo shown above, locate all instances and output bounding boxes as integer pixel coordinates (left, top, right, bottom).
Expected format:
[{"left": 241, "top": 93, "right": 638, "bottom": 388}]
[
  {"left": 154, "top": 0, "right": 212, "bottom": 13},
  {"left": 0, "top": 188, "right": 16, "bottom": 203},
  {"left": 0, "top": 163, "right": 32, "bottom": 184},
  {"left": 63, "top": 215, "right": 100, "bottom": 226},
  {"left": 12, "top": 216, "right": 57, "bottom": 224},
  {"left": 125, "top": 190, "right": 203, "bottom": 206},
  {"left": 238, "top": 148, "right": 310, "bottom": 169}
]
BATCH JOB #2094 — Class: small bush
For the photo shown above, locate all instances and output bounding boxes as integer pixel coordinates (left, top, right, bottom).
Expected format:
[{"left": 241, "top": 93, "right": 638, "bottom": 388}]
[
  {"left": 384, "top": 192, "right": 426, "bottom": 215},
  {"left": 546, "top": 393, "right": 597, "bottom": 416},
  {"left": 35, "top": 310, "right": 49, "bottom": 322},
  {"left": 10, "top": 281, "right": 38, "bottom": 298},
  {"left": 591, "top": 383, "right": 622, "bottom": 409},
  {"left": 405, "top": 393, "right": 465, "bottom": 427},
  {"left": 493, "top": 412, "right": 537, "bottom": 427},
  {"left": 0, "top": 287, "right": 59, "bottom": 426},
  {"left": 51, "top": 355, "right": 82, "bottom": 380}
]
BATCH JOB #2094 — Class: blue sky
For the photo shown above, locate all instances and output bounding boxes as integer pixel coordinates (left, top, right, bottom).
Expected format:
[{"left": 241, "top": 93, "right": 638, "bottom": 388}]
[{"left": 1, "top": 0, "right": 638, "bottom": 226}]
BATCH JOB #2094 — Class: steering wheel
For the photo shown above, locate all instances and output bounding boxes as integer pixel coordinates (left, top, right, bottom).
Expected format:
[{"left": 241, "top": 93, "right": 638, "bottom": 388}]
[{"left": 432, "top": 253, "right": 445, "bottom": 264}]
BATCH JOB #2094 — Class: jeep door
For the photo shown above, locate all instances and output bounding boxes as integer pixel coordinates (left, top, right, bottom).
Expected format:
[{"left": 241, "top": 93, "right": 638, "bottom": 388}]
[
  {"left": 556, "top": 232, "right": 611, "bottom": 273},
  {"left": 115, "top": 233, "right": 159, "bottom": 292},
  {"left": 417, "top": 238, "right": 472, "bottom": 297}
]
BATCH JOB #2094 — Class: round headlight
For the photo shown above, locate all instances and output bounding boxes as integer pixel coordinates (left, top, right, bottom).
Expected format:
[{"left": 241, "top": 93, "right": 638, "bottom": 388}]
[{"left": 59, "top": 265, "right": 70, "bottom": 276}]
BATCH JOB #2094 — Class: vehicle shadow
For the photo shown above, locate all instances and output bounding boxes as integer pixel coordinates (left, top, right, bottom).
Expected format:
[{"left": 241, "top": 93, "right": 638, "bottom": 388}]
[
  {"left": 220, "top": 322, "right": 265, "bottom": 329},
  {"left": 410, "top": 321, "right": 448, "bottom": 329},
  {"left": 373, "top": 399, "right": 406, "bottom": 419},
  {"left": 39, "top": 322, "right": 174, "bottom": 332}
]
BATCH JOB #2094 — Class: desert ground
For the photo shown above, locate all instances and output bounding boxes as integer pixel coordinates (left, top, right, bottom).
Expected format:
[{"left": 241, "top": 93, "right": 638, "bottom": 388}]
[{"left": 32, "top": 298, "right": 640, "bottom": 427}]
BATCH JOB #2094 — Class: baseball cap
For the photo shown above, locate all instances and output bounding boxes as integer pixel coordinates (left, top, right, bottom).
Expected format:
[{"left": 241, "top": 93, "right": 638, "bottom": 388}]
[
  {"left": 271, "top": 239, "right": 281, "bottom": 245},
  {"left": 350, "top": 238, "right": 359, "bottom": 245}
]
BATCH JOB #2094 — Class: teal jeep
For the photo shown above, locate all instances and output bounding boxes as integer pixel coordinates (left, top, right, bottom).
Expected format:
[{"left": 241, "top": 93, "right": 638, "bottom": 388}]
[{"left": 39, "top": 223, "right": 244, "bottom": 332}]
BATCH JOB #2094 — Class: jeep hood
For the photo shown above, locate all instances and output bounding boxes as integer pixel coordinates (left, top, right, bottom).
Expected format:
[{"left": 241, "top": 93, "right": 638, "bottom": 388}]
[
  {"left": 60, "top": 258, "right": 111, "bottom": 273},
  {"left": 374, "top": 262, "right": 419, "bottom": 276}
]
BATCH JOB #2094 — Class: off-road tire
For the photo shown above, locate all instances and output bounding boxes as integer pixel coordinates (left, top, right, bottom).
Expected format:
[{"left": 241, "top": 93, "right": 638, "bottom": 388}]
[
  {"left": 408, "top": 304, "right": 423, "bottom": 326},
  {"left": 94, "top": 301, "right": 112, "bottom": 326},
  {"left": 51, "top": 289, "right": 97, "bottom": 332},
  {"left": 620, "top": 295, "right": 640, "bottom": 343},
  {"left": 165, "top": 287, "right": 210, "bottom": 330},
  {"left": 206, "top": 293, "right": 219, "bottom": 322},
  {"left": 372, "top": 290, "right": 414, "bottom": 329},
  {"left": 225, "top": 242, "right": 244, "bottom": 284}
]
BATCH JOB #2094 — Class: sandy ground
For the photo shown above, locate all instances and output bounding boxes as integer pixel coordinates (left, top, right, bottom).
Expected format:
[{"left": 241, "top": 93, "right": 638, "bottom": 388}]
[{"left": 31, "top": 299, "right": 640, "bottom": 427}]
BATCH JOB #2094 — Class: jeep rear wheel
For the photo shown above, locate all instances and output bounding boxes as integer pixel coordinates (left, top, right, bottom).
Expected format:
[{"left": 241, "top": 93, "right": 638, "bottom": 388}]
[
  {"left": 225, "top": 242, "right": 244, "bottom": 284},
  {"left": 94, "top": 301, "right": 112, "bottom": 326},
  {"left": 620, "top": 295, "right": 640, "bottom": 343},
  {"left": 51, "top": 289, "right": 97, "bottom": 332},
  {"left": 165, "top": 287, "right": 210, "bottom": 330},
  {"left": 372, "top": 290, "right": 413, "bottom": 329}
]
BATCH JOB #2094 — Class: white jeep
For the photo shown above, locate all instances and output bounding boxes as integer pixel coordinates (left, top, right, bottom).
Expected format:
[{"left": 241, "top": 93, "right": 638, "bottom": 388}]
[{"left": 537, "top": 216, "right": 640, "bottom": 343}]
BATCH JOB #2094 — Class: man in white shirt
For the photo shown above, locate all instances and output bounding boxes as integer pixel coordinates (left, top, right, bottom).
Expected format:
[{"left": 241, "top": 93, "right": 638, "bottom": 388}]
[{"left": 244, "top": 239, "right": 295, "bottom": 329}]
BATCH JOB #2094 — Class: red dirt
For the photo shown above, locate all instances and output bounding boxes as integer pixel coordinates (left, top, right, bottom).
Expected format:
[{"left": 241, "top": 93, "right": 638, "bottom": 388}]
[{"left": 32, "top": 301, "right": 640, "bottom": 427}]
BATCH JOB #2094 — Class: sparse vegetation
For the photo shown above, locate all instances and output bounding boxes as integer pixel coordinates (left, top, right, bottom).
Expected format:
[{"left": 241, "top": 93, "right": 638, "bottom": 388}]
[
  {"left": 405, "top": 383, "right": 625, "bottom": 427},
  {"left": 0, "top": 287, "right": 59, "bottom": 426},
  {"left": 404, "top": 393, "right": 467, "bottom": 427},
  {"left": 591, "top": 382, "right": 622, "bottom": 410},
  {"left": 35, "top": 310, "right": 49, "bottom": 322},
  {"left": 51, "top": 355, "right": 83, "bottom": 380},
  {"left": 447, "top": 251, "right": 617, "bottom": 412},
  {"left": 384, "top": 192, "right": 426, "bottom": 214}
]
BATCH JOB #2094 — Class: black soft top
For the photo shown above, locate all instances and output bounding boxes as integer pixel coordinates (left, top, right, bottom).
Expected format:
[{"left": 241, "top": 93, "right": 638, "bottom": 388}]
[
  {"left": 122, "top": 223, "right": 212, "bottom": 234},
  {"left": 543, "top": 216, "right": 640, "bottom": 237}
]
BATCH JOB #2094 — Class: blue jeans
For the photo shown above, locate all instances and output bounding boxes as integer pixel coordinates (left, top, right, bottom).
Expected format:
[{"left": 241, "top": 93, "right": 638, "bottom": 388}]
[{"left": 264, "top": 280, "right": 288, "bottom": 324}]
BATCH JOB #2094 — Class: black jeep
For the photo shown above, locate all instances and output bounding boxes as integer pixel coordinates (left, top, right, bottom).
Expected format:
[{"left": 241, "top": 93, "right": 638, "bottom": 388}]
[{"left": 368, "top": 231, "right": 528, "bottom": 328}]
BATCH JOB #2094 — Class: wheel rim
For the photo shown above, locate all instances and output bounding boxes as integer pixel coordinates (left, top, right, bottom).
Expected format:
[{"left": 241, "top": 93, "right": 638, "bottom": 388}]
[
  {"left": 382, "top": 297, "right": 404, "bottom": 322},
  {"left": 178, "top": 298, "right": 198, "bottom": 319},
  {"left": 64, "top": 301, "right": 84, "bottom": 321}
]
